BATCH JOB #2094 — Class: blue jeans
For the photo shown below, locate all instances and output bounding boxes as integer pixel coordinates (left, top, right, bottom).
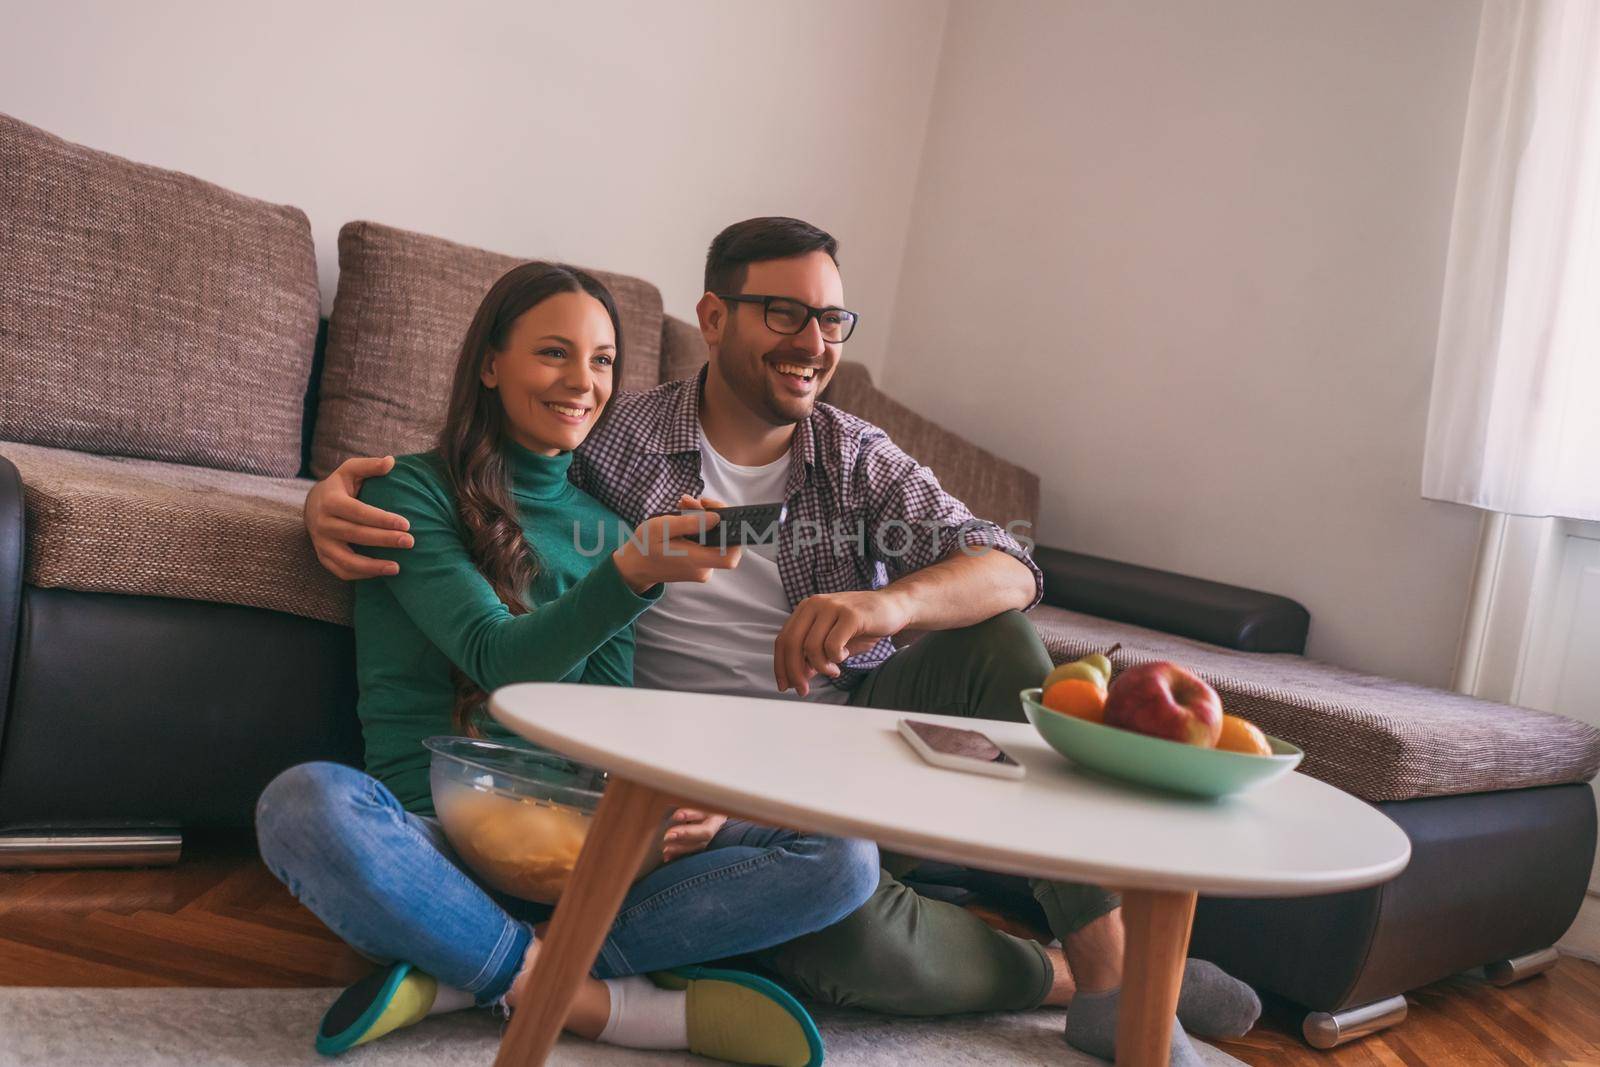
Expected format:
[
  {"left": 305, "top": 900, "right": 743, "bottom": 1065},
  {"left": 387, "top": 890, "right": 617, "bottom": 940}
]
[{"left": 255, "top": 761, "right": 879, "bottom": 1005}]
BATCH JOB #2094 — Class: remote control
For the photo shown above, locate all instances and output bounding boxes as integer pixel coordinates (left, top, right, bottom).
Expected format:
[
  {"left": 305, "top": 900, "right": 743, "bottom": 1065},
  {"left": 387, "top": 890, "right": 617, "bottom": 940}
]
[{"left": 681, "top": 501, "right": 788, "bottom": 546}]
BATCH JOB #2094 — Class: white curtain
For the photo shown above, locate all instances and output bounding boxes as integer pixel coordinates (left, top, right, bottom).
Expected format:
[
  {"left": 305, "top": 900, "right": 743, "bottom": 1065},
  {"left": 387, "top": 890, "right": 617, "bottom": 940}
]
[{"left": 1422, "top": 0, "right": 1600, "bottom": 522}]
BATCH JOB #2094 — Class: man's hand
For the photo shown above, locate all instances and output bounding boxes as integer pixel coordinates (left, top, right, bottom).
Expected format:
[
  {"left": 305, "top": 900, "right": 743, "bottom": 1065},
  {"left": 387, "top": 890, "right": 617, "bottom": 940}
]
[
  {"left": 661, "top": 808, "right": 728, "bottom": 863},
  {"left": 304, "top": 455, "right": 414, "bottom": 579},
  {"left": 774, "top": 589, "right": 911, "bottom": 697}
]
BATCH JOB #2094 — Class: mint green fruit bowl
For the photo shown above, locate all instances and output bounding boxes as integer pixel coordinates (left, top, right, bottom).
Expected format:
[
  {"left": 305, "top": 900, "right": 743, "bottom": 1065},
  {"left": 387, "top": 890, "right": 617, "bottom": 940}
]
[{"left": 1021, "top": 688, "right": 1303, "bottom": 799}]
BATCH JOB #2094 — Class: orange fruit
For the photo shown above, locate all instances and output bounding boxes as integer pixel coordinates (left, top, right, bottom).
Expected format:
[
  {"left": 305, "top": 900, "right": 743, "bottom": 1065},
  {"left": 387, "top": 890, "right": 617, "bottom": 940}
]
[
  {"left": 1215, "top": 714, "right": 1272, "bottom": 756},
  {"left": 1042, "top": 679, "right": 1107, "bottom": 724}
]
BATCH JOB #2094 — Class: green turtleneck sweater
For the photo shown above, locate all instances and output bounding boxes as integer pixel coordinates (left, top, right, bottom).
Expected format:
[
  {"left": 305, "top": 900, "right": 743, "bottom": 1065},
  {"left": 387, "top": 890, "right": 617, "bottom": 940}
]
[{"left": 353, "top": 443, "right": 659, "bottom": 815}]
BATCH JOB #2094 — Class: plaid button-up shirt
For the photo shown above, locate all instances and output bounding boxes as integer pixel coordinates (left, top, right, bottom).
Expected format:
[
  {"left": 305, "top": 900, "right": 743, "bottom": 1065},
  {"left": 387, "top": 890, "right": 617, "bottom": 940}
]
[{"left": 570, "top": 367, "right": 1043, "bottom": 688}]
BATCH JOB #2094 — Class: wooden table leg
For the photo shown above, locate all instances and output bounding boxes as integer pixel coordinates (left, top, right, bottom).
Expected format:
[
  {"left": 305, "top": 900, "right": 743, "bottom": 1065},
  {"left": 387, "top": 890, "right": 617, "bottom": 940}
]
[
  {"left": 1115, "top": 888, "right": 1198, "bottom": 1067},
  {"left": 493, "top": 777, "right": 674, "bottom": 1067}
]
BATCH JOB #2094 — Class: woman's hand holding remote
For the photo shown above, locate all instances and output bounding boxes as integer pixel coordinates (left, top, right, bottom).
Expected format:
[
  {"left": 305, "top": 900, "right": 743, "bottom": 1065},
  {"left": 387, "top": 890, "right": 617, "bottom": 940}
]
[{"left": 612, "top": 496, "right": 742, "bottom": 593}]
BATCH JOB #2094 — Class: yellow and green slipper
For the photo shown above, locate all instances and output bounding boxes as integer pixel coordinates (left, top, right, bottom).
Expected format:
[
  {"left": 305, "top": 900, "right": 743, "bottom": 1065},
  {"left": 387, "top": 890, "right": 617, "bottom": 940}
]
[
  {"left": 315, "top": 961, "right": 439, "bottom": 1056},
  {"left": 654, "top": 966, "right": 824, "bottom": 1067}
]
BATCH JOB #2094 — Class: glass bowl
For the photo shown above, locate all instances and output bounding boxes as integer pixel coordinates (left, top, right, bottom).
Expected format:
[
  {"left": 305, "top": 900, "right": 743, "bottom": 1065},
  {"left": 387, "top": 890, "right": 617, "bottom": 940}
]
[{"left": 424, "top": 736, "right": 666, "bottom": 904}]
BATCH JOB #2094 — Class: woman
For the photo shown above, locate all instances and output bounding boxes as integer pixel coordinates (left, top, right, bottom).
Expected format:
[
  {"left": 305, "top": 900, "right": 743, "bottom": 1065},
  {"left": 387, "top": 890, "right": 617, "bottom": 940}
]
[{"left": 255, "top": 262, "right": 879, "bottom": 1064}]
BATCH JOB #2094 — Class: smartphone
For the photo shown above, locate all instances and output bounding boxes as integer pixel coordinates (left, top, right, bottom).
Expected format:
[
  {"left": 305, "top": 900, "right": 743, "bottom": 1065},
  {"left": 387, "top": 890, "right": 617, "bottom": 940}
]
[
  {"left": 681, "top": 501, "right": 788, "bottom": 547},
  {"left": 897, "top": 718, "right": 1025, "bottom": 780}
]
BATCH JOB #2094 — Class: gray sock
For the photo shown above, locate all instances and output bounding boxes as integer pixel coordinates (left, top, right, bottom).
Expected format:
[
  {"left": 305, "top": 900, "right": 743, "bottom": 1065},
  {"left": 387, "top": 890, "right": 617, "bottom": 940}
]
[
  {"left": 1178, "top": 958, "right": 1261, "bottom": 1038},
  {"left": 1065, "top": 988, "right": 1205, "bottom": 1065}
]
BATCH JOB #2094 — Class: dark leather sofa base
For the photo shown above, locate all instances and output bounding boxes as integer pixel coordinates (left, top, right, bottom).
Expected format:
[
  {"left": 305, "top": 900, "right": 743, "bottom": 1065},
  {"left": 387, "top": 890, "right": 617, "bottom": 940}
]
[
  {"left": 1189, "top": 782, "right": 1598, "bottom": 1013},
  {"left": 1034, "top": 544, "right": 1311, "bottom": 654},
  {"left": 0, "top": 587, "right": 362, "bottom": 832}
]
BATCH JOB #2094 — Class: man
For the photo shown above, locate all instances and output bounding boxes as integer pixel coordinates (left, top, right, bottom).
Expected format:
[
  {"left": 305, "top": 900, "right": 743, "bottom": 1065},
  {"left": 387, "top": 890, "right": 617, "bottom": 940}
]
[{"left": 305, "top": 217, "right": 1257, "bottom": 1062}]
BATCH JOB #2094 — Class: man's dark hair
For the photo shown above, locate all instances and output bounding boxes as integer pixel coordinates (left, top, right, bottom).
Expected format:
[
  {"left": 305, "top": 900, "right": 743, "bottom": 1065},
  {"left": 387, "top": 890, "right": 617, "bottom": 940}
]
[{"left": 704, "top": 217, "right": 839, "bottom": 295}]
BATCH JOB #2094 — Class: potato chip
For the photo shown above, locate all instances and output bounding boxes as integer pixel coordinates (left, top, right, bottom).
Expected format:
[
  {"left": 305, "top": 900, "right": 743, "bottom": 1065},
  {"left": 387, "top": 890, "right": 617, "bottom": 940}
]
[{"left": 436, "top": 782, "right": 626, "bottom": 903}]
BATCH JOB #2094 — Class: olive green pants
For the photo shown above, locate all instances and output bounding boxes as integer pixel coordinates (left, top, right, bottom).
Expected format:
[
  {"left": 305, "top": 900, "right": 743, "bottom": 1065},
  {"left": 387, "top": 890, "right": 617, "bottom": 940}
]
[{"left": 750, "top": 610, "right": 1121, "bottom": 1015}]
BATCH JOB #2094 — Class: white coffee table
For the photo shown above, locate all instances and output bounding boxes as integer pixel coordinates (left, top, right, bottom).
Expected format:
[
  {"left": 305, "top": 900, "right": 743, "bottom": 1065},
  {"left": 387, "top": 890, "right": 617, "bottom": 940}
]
[{"left": 487, "top": 683, "right": 1410, "bottom": 1067}]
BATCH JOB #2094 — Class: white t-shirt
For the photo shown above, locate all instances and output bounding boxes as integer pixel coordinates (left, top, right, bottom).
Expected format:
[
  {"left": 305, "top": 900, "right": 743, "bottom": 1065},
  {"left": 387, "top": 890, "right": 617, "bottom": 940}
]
[{"left": 632, "top": 434, "right": 853, "bottom": 704}]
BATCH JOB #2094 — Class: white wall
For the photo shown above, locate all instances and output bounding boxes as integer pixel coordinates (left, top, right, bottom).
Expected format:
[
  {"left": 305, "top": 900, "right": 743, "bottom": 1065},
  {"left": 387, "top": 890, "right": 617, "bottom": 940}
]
[
  {"left": 882, "top": 0, "right": 1487, "bottom": 686},
  {"left": 0, "top": 0, "right": 949, "bottom": 379}
]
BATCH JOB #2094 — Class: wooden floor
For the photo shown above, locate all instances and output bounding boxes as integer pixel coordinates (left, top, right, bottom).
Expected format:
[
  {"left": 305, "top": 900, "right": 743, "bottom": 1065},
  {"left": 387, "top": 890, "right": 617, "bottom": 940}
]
[{"left": 3, "top": 831, "right": 1598, "bottom": 1066}]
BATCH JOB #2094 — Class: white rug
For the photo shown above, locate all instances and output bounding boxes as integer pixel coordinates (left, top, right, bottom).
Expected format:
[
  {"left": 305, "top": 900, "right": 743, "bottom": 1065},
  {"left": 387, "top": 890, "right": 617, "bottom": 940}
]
[{"left": 0, "top": 987, "right": 1246, "bottom": 1066}]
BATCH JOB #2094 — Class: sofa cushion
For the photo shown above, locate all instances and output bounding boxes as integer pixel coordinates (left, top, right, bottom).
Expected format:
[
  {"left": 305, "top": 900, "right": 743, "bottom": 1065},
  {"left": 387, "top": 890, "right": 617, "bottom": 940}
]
[
  {"left": 310, "top": 221, "right": 664, "bottom": 478},
  {"left": 0, "top": 114, "right": 319, "bottom": 478},
  {"left": 1030, "top": 604, "right": 1600, "bottom": 803},
  {"left": 0, "top": 441, "right": 349, "bottom": 626},
  {"left": 660, "top": 312, "right": 709, "bottom": 383}
]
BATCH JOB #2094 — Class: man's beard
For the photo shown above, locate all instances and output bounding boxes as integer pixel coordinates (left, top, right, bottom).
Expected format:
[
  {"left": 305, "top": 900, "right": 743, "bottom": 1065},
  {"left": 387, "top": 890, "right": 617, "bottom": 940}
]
[{"left": 730, "top": 341, "right": 815, "bottom": 427}]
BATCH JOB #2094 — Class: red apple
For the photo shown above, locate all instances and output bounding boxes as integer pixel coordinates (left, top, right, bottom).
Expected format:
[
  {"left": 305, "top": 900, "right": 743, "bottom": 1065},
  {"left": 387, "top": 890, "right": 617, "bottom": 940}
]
[{"left": 1103, "top": 661, "right": 1223, "bottom": 747}]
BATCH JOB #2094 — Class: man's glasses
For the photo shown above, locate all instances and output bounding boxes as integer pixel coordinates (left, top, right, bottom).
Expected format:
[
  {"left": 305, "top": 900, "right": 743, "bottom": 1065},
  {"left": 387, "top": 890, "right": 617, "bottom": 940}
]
[{"left": 717, "top": 294, "right": 859, "bottom": 344}]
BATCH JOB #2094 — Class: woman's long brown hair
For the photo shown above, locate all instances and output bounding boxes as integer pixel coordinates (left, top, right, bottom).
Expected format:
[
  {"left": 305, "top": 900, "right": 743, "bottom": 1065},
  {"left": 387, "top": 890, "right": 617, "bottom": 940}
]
[{"left": 438, "top": 262, "right": 626, "bottom": 737}]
